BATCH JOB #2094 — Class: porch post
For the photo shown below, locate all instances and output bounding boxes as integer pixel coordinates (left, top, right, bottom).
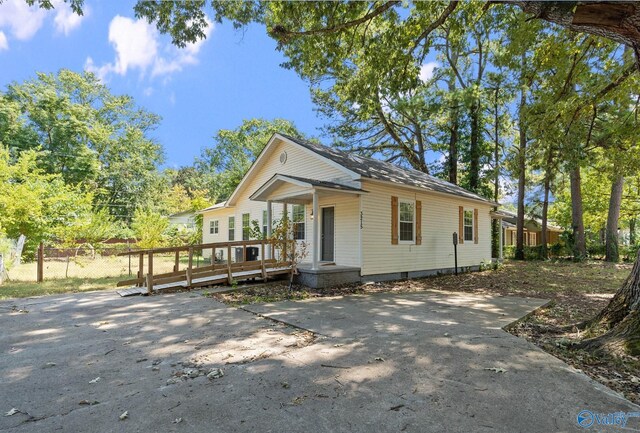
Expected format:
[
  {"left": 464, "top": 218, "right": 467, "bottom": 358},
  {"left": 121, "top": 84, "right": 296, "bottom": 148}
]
[
  {"left": 312, "top": 189, "right": 319, "bottom": 270},
  {"left": 266, "top": 200, "right": 273, "bottom": 259},
  {"left": 499, "top": 222, "right": 504, "bottom": 260}
]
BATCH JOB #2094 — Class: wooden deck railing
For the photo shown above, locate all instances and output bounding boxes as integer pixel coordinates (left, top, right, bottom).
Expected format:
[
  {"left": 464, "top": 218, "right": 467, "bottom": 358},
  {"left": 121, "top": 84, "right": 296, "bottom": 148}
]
[{"left": 116, "top": 240, "right": 294, "bottom": 294}]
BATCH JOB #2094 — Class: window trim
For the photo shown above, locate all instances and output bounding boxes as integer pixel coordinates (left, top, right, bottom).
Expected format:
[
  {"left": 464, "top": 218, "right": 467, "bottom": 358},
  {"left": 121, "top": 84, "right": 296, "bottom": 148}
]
[
  {"left": 242, "top": 213, "right": 250, "bottom": 241},
  {"left": 228, "top": 216, "right": 235, "bottom": 241},
  {"left": 463, "top": 209, "right": 474, "bottom": 242},
  {"left": 262, "top": 210, "right": 268, "bottom": 237},
  {"left": 292, "top": 204, "right": 306, "bottom": 240},
  {"left": 398, "top": 199, "right": 415, "bottom": 244},
  {"left": 209, "top": 219, "right": 219, "bottom": 235}
]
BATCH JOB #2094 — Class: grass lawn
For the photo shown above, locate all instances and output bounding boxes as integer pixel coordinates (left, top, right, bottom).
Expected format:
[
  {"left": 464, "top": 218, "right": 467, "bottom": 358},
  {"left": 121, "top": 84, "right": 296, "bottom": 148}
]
[
  {"left": 0, "top": 276, "right": 121, "bottom": 300},
  {"left": 212, "top": 259, "right": 639, "bottom": 404}
]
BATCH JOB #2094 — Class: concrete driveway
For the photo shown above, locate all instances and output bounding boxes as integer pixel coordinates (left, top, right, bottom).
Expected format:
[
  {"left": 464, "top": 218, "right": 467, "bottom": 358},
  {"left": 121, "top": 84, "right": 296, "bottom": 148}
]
[{"left": 0, "top": 289, "right": 637, "bottom": 432}]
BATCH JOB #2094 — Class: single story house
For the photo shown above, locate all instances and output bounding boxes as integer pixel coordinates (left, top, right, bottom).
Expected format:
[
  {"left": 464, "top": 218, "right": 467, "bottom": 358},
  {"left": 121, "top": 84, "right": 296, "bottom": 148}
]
[
  {"left": 500, "top": 210, "right": 563, "bottom": 246},
  {"left": 168, "top": 210, "right": 196, "bottom": 230},
  {"left": 200, "top": 133, "right": 500, "bottom": 288}
]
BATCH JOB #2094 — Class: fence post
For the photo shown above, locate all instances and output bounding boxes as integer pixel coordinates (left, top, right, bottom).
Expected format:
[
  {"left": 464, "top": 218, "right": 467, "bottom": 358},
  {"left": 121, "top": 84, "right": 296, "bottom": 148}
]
[
  {"left": 227, "top": 244, "right": 232, "bottom": 285},
  {"left": 0, "top": 253, "right": 4, "bottom": 285},
  {"left": 128, "top": 241, "right": 132, "bottom": 277},
  {"left": 146, "top": 252, "right": 154, "bottom": 295},
  {"left": 137, "top": 253, "right": 144, "bottom": 287},
  {"left": 174, "top": 250, "right": 180, "bottom": 273},
  {"left": 186, "top": 247, "right": 193, "bottom": 288},
  {"left": 260, "top": 241, "right": 267, "bottom": 280},
  {"left": 37, "top": 242, "right": 44, "bottom": 283}
]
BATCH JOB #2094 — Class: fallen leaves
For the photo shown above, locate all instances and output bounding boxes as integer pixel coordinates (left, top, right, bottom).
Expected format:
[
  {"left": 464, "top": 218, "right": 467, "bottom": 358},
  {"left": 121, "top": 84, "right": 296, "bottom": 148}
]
[
  {"left": 89, "top": 377, "right": 101, "bottom": 384},
  {"left": 4, "top": 408, "right": 20, "bottom": 417},
  {"left": 119, "top": 411, "right": 128, "bottom": 421},
  {"left": 484, "top": 367, "right": 506, "bottom": 373}
]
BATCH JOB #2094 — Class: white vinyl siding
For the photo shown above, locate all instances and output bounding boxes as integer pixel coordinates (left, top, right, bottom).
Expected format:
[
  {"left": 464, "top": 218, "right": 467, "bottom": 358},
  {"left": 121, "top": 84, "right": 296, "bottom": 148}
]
[{"left": 360, "top": 180, "right": 492, "bottom": 276}]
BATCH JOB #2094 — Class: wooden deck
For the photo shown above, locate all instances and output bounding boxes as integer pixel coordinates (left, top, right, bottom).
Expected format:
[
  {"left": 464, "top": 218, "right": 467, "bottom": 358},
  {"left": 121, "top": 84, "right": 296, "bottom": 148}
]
[{"left": 115, "top": 240, "right": 294, "bottom": 297}]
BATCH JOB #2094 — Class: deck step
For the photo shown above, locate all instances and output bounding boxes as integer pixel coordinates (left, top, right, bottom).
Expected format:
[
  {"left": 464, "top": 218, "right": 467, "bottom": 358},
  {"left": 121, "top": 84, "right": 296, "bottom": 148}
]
[{"left": 117, "top": 287, "right": 147, "bottom": 297}]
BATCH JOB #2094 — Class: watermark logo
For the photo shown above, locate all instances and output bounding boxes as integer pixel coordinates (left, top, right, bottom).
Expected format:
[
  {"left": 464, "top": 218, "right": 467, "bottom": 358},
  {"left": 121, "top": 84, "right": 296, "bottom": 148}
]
[
  {"left": 577, "top": 410, "right": 640, "bottom": 429},
  {"left": 577, "top": 410, "right": 594, "bottom": 428}
]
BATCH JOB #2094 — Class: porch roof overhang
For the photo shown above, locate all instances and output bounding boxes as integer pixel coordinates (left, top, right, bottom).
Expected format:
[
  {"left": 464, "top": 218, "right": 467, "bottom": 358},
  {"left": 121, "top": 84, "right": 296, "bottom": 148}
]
[{"left": 249, "top": 174, "right": 366, "bottom": 204}]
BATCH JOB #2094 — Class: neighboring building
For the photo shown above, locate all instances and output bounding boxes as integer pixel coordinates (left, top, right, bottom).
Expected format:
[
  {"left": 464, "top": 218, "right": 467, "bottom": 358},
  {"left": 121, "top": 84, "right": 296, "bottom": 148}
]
[
  {"left": 500, "top": 210, "right": 563, "bottom": 246},
  {"left": 200, "top": 133, "right": 500, "bottom": 288},
  {"left": 169, "top": 211, "right": 196, "bottom": 230}
]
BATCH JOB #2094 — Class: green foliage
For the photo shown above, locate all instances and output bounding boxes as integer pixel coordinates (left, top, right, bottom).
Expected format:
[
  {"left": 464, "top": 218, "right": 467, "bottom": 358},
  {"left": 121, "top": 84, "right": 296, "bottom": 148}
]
[
  {"left": 2, "top": 69, "right": 163, "bottom": 222},
  {"left": 195, "top": 118, "right": 304, "bottom": 201},
  {"left": 0, "top": 145, "right": 93, "bottom": 256},
  {"left": 131, "top": 209, "right": 169, "bottom": 249},
  {"left": 504, "top": 242, "right": 571, "bottom": 260}
]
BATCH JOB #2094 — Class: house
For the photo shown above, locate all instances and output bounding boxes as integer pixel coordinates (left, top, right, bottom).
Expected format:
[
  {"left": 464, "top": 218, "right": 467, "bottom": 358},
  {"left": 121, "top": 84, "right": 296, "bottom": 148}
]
[
  {"left": 168, "top": 210, "right": 196, "bottom": 230},
  {"left": 200, "top": 133, "right": 500, "bottom": 288},
  {"left": 500, "top": 210, "right": 563, "bottom": 246}
]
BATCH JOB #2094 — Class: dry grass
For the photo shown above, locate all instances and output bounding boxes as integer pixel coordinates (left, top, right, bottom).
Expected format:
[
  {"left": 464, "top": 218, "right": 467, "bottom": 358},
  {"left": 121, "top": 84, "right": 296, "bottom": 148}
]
[{"left": 0, "top": 277, "right": 121, "bottom": 300}]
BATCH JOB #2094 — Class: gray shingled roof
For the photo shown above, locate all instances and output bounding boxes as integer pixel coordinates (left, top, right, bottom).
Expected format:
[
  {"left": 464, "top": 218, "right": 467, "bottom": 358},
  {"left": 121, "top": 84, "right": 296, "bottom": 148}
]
[{"left": 280, "top": 134, "right": 495, "bottom": 205}]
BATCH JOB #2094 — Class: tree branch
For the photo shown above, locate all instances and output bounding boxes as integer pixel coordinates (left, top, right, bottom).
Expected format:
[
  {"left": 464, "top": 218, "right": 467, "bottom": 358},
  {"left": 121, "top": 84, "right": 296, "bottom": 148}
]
[{"left": 269, "top": 1, "right": 400, "bottom": 40}]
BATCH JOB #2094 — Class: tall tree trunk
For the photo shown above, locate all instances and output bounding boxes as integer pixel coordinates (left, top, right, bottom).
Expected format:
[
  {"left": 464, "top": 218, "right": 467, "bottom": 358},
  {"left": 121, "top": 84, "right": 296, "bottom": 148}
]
[
  {"left": 605, "top": 174, "right": 624, "bottom": 262},
  {"left": 469, "top": 100, "right": 481, "bottom": 192},
  {"left": 570, "top": 166, "right": 587, "bottom": 258},
  {"left": 448, "top": 107, "right": 459, "bottom": 185},
  {"left": 579, "top": 249, "right": 640, "bottom": 355},
  {"left": 515, "top": 87, "right": 527, "bottom": 261},
  {"left": 631, "top": 218, "right": 636, "bottom": 246},
  {"left": 540, "top": 147, "right": 554, "bottom": 260},
  {"left": 541, "top": 176, "right": 551, "bottom": 260},
  {"left": 491, "top": 87, "right": 501, "bottom": 259}
]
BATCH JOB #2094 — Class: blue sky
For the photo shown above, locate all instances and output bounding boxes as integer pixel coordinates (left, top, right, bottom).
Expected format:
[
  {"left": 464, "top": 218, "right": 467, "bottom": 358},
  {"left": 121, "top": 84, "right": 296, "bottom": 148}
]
[{"left": 0, "top": 0, "right": 327, "bottom": 168}]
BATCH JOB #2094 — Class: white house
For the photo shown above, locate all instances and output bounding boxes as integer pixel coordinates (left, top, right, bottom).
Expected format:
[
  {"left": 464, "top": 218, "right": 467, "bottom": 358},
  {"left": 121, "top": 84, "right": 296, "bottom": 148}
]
[
  {"left": 168, "top": 210, "right": 196, "bottom": 230},
  {"left": 200, "top": 133, "right": 499, "bottom": 288}
]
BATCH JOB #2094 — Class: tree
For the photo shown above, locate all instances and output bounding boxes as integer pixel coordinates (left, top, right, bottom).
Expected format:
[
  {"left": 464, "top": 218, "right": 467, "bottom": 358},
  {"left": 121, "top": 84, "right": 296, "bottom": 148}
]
[
  {"left": 3, "top": 70, "right": 164, "bottom": 222},
  {"left": 131, "top": 209, "right": 169, "bottom": 249},
  {"left": 0, "top": 146, "right": 93, "bottom": 255},
  {"left": 195, "top": 118, "right": 305, "bottom": 201}
]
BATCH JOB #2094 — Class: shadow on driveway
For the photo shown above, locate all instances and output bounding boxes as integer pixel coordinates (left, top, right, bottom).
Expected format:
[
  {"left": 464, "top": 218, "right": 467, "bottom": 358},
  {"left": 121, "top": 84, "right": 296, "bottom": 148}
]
[{"left": 0, "top": 289, "right": 636, "bottom": 432}]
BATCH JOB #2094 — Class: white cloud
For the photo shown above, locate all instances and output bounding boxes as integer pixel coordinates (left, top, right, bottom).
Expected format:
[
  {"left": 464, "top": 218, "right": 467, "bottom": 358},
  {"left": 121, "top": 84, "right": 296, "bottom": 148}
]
[
  {"left": 0, "top": 0, "right": 85, "bottom": 50},
  {"left": 419, "top": 61, "right": 439, "bottom": 82},
  {"left": 0, "top": 31, "right": 8, "bottom": 51},
  {"left": 52, "top": 0, "right": 87, "bottom": 36},
  {"left": 0, "top": 0, "right": 47, "bottom": 41},
  {"left": 86, "top": 15, "right": 213, "bottom": 81}
]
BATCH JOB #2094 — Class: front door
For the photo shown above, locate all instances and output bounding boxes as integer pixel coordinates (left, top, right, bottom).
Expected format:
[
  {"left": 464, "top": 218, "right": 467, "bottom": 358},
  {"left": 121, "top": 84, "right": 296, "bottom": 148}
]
[{"left": 321, "top": 207, "right": 335, "bottom": 262}]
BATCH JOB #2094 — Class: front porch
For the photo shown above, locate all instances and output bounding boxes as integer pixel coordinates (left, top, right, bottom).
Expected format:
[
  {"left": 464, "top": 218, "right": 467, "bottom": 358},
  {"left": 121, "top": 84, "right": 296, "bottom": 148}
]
[{"left": 250, "top": 173, "right": 365, "bottom": 272}]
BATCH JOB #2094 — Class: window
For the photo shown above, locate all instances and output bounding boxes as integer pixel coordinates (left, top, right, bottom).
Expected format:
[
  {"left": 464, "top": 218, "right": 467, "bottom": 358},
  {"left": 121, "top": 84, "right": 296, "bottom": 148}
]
[
  {"left": 463, "top": 209, "right": 474, "bottom": 242},
  {"left": 262, "top": 210, "right": 268, "bottom": 237},
  {"left": 209, "top": 220, "right": 219, "bottom": 235},
  {"left": 292, "top": 204, "right": 305, "bottom": 240},
  {"left": 399, "top": 201, "right": 415, "bottom": 242},
  {"left": 242, "top": 213, "right": 250, "bottom": 241},
  {"left": 228, "top": 216, "right": 235, "bottom": 241}
]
